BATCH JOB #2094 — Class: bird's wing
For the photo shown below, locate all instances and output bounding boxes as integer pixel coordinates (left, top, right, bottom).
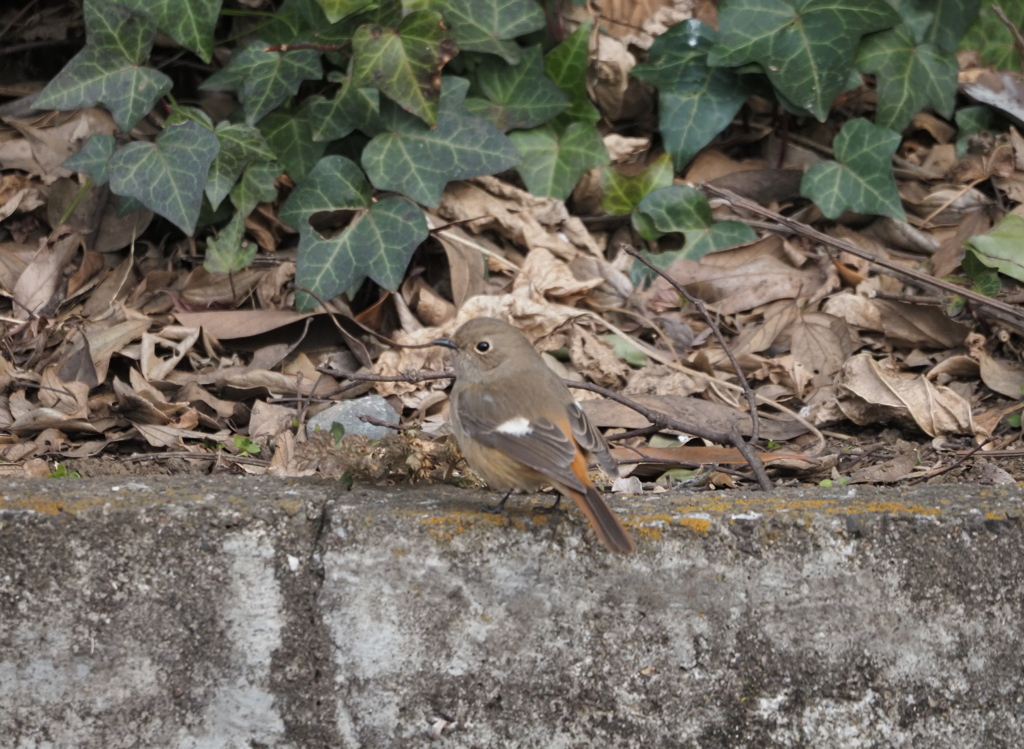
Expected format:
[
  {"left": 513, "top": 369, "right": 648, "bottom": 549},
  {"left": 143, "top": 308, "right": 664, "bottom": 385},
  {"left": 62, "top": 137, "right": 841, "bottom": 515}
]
[
  {"left": 452, "top": 384, "right": 587, "bottom": 493},
  {"left": 566, "top": 400, "right": 618, "bottom": 477}
]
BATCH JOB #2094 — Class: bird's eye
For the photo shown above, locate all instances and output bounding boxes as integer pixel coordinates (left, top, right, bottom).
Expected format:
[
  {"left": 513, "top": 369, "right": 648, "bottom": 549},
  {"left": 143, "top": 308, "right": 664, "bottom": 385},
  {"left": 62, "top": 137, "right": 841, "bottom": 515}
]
[{"left": 475, "top": 341, "right": 491, "bottom": 353}]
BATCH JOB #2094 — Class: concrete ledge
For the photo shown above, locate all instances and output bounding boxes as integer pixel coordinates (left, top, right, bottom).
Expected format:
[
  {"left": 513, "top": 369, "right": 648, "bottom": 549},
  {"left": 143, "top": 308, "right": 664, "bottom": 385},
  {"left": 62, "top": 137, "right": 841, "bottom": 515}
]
[{"left": 2, "top": 478, "right": 1023, "bottom": 747}]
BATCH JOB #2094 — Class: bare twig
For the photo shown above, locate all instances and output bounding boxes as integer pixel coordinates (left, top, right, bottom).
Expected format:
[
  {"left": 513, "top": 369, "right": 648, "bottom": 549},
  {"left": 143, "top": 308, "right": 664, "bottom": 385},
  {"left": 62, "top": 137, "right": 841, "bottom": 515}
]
[
  {"left": 622, "top": 243, "right": 763, "bottom": 447},
  {"left": 993, "top": 5, "right": 1024, "bottom": 62},
  {"left": 358, "top": 414, "right": 413, "bottom": 431},
  {"left": 122, "top": 452, "right": 270, "bottom": 467},
  {"left": 702, "top": 184, "right": 1024, "bottom": 332},
  {"left": 565, "top": 379, "right": 773, "bottom": 491}
]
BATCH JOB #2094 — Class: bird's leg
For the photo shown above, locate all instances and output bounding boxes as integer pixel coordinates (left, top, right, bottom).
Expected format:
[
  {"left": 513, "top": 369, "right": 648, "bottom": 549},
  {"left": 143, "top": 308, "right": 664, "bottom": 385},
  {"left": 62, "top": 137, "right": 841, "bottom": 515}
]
[
  {"left": 481, "top": 490, "right": 513, "bottom": 515},
  {"left": 532, "top": 493, "right": 563, "bottom": 515}
]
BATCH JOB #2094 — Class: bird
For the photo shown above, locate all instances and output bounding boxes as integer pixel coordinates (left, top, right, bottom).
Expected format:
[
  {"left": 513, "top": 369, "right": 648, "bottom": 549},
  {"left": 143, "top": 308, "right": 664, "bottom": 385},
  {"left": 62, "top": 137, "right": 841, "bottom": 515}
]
[{"left": 431, "top": 317, "right": 635, "bottom": 554}]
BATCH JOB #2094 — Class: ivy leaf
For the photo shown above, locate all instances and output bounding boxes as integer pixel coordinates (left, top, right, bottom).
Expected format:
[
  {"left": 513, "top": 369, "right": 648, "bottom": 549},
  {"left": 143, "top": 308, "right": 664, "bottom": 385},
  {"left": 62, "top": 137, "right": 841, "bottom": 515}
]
[
  {"left": 966, "top": 214, "right": 1024, "bottom": 283},
  {"left": 708, "top": 0, "right": 899, "bottom": 121},
  {"left": 800, "top": 118, "right": 905, "bottom": 220},
  {"left": 64, "top": 134, "right": 116, "bottom": 185},
  {"left": 314, "top": 0, "right": 374, "bottom": 24},
  {"left": 634, "top": 20, "right": 751, "bottom": 170},
  {"left": 509, "top": 121, "right": 609, "bottom": 200},
  {"left": 119, "top": 0, "right": 221, "bottom": 63},
  {"left": 600, "top": 153, "right": 674, "bottom": 216},
  {"left": 230, "top": 161, "right": 282, "bottom": 217},
  {"left": 632, "top": 185, "right": 757, "bottom": 260},
  {"left": 464, "top": 46, "right": 569, "bottom": 132},
  {"left": 857, "top": 24, "right": 957, "bottom": 132},
  {"left": 204, "top": 213, "right": 257, "bottom": 275},
  {"left": 295, "top": 196, "right": 428, "bottom": 311},
  {"left": 257, "top": 106, "right": 328, "bottom": 180},
  {"left": 362, "top": 77, "right": 519, "bottom": 207},
  {"left": 206, "top": 122, "right": 276, "bottom": 210},
  {"left": 201, "top": 39, "right": 322, "bottom": 125},
  {"left": 109, "top": 120, "right": 220, "bottom": 236},
  {"left": 959, "top": 3, "right": 1022, "bottom": 69},
  {"left": 918, "top": 0, "right": 980, "bottom": 52},
  {"left": 351, "top": 10, "right": 457, "bottom": 126},
  {"left": 544, "top": 20, "right": 600, "bottom": 125},
  {"left": 34, "top": 0, "right": 172, "bottom": 131},
  {"left": 443, "top": 0, "right": 546, "bottom": 64},
  {"left": 313, "top": 0, "right": 402, "bottom": 45},
  {"left": 280, "top": 155, "right": 372, "bottom": 229},
  {"left": 307, "top": 79, "right": 382, "bottom": 141}
]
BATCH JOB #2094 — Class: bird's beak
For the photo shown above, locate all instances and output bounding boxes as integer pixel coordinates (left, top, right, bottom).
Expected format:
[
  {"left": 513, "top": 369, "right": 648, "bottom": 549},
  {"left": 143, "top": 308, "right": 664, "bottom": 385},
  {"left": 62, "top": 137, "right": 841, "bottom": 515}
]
[{"left": 430, "top": 337, "right": 458, "bottom": 350}]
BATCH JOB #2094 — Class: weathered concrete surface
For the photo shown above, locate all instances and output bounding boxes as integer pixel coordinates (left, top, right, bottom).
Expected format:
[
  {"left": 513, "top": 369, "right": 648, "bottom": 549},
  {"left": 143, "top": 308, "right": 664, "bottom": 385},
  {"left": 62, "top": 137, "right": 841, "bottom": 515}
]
[{"left": 1, "top": 478, "right": 1023, "bottom": 748}]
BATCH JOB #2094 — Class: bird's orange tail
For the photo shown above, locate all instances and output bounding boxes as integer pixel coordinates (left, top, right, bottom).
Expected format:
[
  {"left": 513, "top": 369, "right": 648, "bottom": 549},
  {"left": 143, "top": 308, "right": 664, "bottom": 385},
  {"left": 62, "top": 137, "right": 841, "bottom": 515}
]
[{"left": 568, "top": 485, "right": 636, "bottom": 554}]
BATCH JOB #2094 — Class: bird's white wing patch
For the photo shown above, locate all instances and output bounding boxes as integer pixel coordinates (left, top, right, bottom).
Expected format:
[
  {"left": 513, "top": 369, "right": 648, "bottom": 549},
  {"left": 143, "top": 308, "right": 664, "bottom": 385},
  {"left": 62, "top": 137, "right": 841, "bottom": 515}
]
[{"left": 495, "top": 416, "right": 532, "bottom": 436}]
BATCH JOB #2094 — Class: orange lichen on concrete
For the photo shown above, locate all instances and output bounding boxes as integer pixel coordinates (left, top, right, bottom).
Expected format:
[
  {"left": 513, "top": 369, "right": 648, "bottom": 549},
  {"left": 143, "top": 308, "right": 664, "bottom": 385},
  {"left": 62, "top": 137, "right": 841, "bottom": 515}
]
[{"left": 678, "top": 517, "right": 711, "bottom": 535}]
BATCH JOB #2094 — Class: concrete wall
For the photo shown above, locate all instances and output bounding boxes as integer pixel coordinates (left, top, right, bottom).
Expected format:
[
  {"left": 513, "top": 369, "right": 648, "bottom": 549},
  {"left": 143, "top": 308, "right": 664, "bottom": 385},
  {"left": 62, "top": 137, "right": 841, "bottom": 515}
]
[{"left": 1, "top": 477, "right": 1022, "bottom": 747}]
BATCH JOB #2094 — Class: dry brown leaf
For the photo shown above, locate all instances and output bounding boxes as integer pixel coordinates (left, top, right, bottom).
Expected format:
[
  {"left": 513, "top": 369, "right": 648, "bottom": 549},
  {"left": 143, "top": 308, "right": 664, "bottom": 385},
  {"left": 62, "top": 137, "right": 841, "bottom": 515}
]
[
  {"left": 870, "top": 299, "right": 970, "bottom": 349},
  {"left": 12, "top": 230, "right": 80, "bottom": 320},
  {"left": 179, "top": 266, "right": 264, "bottom": 307},
  {"left": 256, "top": 261, "right": 296, "bottom": 309},
  {"left": 2, "top": 108, "right": 116, "bottom": 180},
  {"left": 849, "top": 453, "right": 920, "bottom": 484},
  {"left": 39, "top": 366, "right": 89, "bottom": 417},
  {"left": 439, "top": 175, "right": 602, "bottom": 261},
  {"left": 9, "top": 407, "right": 100, "bottom": 436},
  {"left": 645, "top": 253, "right": 823, "bottom": 316},
  {"left": 140, "top": 327, "right": 201, "bottom": 382},
  {"left": 81, "top": 250, "right": 136, "bottom": 318},
  {"left": 834, "top": 354, "right": 973, "bottom": 437},
  {"left": 514, "top": 247, "right": 604, "bottom": 303},
  {"left": 610, "top": 444, "right": 810, "bottom": 466},
  {"left": 67, "top": 249, "right": 105, "bottom": 297},
  {"left": 624, "top": 363, "right": 704, "bottom": 397},
  {"left": 965, "top": 333, "right": 1024, "bottom": 398},
  {"left": 174, "top": 381, "right": 240, "bottom": 420},
  {"left": 569, "top": 326, "right": 630, "bottom": 388},
  {"left": 402, "top": 275, "right": 455, "bottom": 326},
  {"left": 0, "top": 172, "right": 44, "bottom": 221},
  {"left": 582, "top": 393, "right": 807, "bottom": 441},
  {"left": 250, "top": 400, "right": 297, "bottom": 440},
  {"left": 47, "top": 179, "right": 153, "bottom": 252},
  {"left": 790, "top": 309, "right": 858, "bottom": 378}
]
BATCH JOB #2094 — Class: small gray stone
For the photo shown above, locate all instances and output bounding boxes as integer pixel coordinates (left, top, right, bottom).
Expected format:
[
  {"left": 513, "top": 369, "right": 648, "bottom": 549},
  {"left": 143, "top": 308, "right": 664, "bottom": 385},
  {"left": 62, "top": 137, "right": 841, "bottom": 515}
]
[{"left": 306, "top": 394, "right": 398, "bottom": 440}]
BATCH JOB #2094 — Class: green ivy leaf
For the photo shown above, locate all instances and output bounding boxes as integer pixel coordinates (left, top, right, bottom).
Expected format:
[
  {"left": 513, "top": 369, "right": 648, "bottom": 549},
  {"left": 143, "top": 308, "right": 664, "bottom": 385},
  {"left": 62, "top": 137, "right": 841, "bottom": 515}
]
[
  {"left": 917, "top": 0, "right": 980, "bottom": 52},
  {"left": 314, "top": 0, "right": 402, "bottom": 44},
  {"left": 315, "top": 0, "right": 374, "bottom": 24},
  {"left": 64, "top": 134, "right": 116, "bottom": 185},
  {"left": 633, "top": 20, "right": 751, "bottom": 170},
  {"left": 120, "top": 0, "right": 221, "bottom": 63},
  {"left": 800, "top": 118, "right": 906, "bottom": 220},
  {"left": 230, "top": 161, "right": 282, "bottom": 217},
  {"left": 109, "top": 120, "right": 220, "bottom": 236},
  {"left": 959, "top": 3, "right": 1022, "bottom": 69},
  {"left": 307, "top": 79, "right": 382, "bottom": 141},
  {"left": 442, "top": 0, "right": 545, "bottom": 64},
  {"left": 708, "top": 0, "right": 899, "bottom": 121},
  {"left": 509, "top": 121, "right": 609, "bottom": 200},
  {"left": 856, "top": 24, "right": 957, "bottom": 132},
  {"left": 632, "top": 185, "right": 757, "bottom": 260},
  {"left": 201, "top": 39, "right": 322, "bottom": 125},
  {"left": 204, "top": 213, "right": 257, "bottom": 274},
  {"left": 600, "top": 153, "right": 674, "bottom": 216},
  {"left": 280, "top": 155, "right": 372, "bottom": 229},
  {"left": 362, "top": 77, "right": 519, "bottom": 207},
  {"left": 351, "top": 10, "right": 456, "bottom": 126},
  {"left": 257, "top": 106, "right": 328, "bottom": 180},
  {"left": 34, "top": 0, "right": 172, "bottom": 131},
  {"left": 295, "top": 196, "right": 428, "bottom": 311},
  {"left": 464, "top": 46, "right": 569, "bottom": 132},
  {"left": 966, "top": 214, "right": 1024, "bottom": 283},
  {"left": 961, "top": 248, "right": 1002, "bottom": 297},
  {"left": 206, "top": 122, "right": 276, "bottom": 210},
  {"left": 544, "top": 20, "right": 600, "bottom": 125},
  {"left": 955, "top": 105, "right": 993, "bottom": 156}
]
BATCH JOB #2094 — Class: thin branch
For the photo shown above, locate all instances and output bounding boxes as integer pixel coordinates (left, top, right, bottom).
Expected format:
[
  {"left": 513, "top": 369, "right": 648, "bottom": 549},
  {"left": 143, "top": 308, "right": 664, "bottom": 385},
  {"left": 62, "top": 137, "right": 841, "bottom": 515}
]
[
  {"left": 993, "top": 5, "right": 1024, "bottom": 63},
  {"left": 565, "top": 379, "right": 773, "bottom": 491},
  {"left": 702, "top": 183, "right": 1024, "bottom": 332},
  {"left": 622, "top": 243, "right": 763, "bottom": 447}
]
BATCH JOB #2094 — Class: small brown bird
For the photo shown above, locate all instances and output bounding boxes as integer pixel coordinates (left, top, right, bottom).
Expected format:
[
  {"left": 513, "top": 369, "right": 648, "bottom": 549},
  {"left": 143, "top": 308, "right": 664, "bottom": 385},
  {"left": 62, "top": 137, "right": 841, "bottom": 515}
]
[{"left": 432, "top": 317, "right": 635, "bottom": 554}]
